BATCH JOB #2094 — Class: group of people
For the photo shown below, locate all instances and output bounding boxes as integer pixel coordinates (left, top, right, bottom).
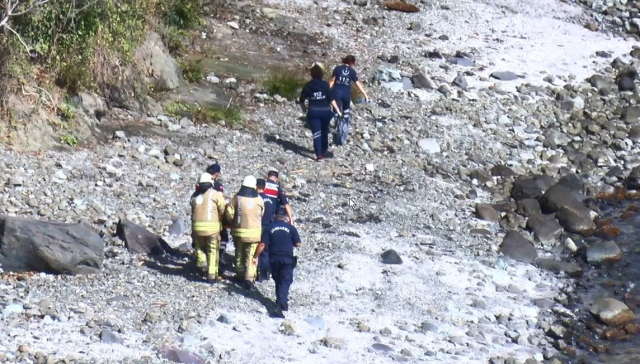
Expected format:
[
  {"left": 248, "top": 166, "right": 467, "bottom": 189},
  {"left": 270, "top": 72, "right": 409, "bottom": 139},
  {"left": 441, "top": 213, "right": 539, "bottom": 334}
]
[
  {"left": 299, "top": 55, "right": 370, "bottom": 161},
  {"left": 190, "top": 164, "right": 299, "bottom": 318},
  {"left": 188, "top": 55, "right": 369, "bottom": 318}
]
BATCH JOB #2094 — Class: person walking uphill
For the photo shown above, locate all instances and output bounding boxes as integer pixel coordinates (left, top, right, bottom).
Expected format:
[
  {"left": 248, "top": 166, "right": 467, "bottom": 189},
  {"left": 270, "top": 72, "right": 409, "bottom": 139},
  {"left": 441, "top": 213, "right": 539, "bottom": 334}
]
[
  {"left": 299, "top": 63, "right": 343, "bottom": 162},
  {"left": 205, "top": 163, "right": 230, "bottom": 265},
  {"left": 227, "top": 176, "right": 264, "bottom": 290},
  {"left": 254, "top": 205, "right": 301, "bottom": 318},
  {"left": 264, "top": 170, "right": 295, "bottom": 225},
  {"left": 190, "top": 173, "right": 226, "bottom": 283},
  {"left": 329, "top": 55, "right": 370, "bottom": 145},
  {"left": 256, "top": 178, "right": 275, "bottom": 282}
]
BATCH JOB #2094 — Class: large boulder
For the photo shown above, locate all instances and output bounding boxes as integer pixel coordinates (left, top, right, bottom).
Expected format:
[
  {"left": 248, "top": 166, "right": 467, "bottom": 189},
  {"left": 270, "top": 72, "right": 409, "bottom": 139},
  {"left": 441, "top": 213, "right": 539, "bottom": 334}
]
[
  {"left": 511, "top": 175, "right": 555, "bottom": 201},
  {"left": 517, "top": 199, "right": 541, "bottom": 217},
  {"left": 586, "top": 240, "right": 622, "bottom": 265},
  {"left": 0, "top": 215, "right": 103, "bottom": 274},
  {"left": 538, "top": 184, "right": 584, "bottom": 213},
  {"left": 134, "top": 31, "right": 182, "bottom": 91},
  {"left": 526, "top": 213, "right": 563, "bottom": 245},
  {"left": 499, "top": 230, "right": 538, "bottom": 264},
  {"left": 626, "top": 166, "right": 640, "bottom": 190},
  {"left": 590, "top": 298, "right": 636, "bottom": 326},
  {"left": 117, "top": 219, "right": 175, "bottom": 255},
  {"left": 555, "top": 205, "right": 596, "bottom": 235}
]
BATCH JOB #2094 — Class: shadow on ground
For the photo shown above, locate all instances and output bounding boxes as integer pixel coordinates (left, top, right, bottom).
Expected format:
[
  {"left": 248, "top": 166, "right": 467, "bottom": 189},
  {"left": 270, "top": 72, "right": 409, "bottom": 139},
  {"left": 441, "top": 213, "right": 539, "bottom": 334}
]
[{"left": 265, "top": 134, "right": 315, "bottom": 160}]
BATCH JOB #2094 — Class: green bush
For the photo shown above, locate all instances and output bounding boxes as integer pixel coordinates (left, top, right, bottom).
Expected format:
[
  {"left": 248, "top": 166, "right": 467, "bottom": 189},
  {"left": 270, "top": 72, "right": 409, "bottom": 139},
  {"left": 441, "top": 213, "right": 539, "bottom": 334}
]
[
  {"left": 6, "top": 0, "right": 155, "bottom": 93},
  {"left": 182, "top": 59, "right": 204, "bottom": 83},
  {"left": 158, "top": 0, "right": 204, "bottom": 30},
  {"left": 194, "top": 105, "right": 242, "bottom": 125},
  {"left": 60, "top": 134, "right": 78, "bottom": 147},
  {"left": 263, "top": 69, "right": 307, "bottom": 101}
]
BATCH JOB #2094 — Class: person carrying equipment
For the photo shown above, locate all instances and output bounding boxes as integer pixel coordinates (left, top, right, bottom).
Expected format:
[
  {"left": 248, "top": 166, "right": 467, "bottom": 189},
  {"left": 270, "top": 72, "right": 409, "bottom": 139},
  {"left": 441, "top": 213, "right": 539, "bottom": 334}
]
[
  {"left": 299, "top": 63, "right": 343, "bottom": 162},
  {"left": 190, "top": 173, "right": 226, "bottom": 283},
  {"left": 227, "top": 175, "right": 264, "bottom": 290},
  {"left": 254, "top": 205, "right": 301, "bottom": 318},
  {"left": 328, "top": 55, "right": 370, "bottom": 146}
]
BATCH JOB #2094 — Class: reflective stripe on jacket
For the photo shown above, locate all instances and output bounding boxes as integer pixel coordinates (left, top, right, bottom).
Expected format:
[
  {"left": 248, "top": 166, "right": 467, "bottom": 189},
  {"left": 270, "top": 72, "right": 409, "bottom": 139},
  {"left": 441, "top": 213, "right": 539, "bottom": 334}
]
[
  {"left": 191, "top": 189, "right": 226, "bottom": 237},
  {"left": 230, "top": 194, "right": 264, "bottom": 243}
]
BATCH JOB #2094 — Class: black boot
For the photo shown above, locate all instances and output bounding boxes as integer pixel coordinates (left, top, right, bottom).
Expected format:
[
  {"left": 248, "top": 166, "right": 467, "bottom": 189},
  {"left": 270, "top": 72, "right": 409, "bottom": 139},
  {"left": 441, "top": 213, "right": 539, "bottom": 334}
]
[{"left": 270, "top": 307, "right": 285, "bottom": 319}]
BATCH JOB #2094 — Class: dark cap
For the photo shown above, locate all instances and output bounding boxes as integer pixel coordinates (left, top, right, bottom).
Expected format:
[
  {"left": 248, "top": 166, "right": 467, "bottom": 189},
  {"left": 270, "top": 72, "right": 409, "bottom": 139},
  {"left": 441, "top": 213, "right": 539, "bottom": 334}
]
[
  {"left": 256, "top": 178, "right": 266, "bottom": 187},
  {"left": 206, "top": 163, "right": 221, "bottom": 174},
  {"left": 267, "top": 170, "right": 279, "bottom": 178},
  {"left": 276, "top": 205, "right": 287, "bottom": 216}
]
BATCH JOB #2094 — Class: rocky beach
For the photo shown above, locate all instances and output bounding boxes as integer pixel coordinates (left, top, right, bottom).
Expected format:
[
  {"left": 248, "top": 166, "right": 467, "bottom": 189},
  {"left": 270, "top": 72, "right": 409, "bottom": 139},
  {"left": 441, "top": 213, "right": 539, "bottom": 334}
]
[{"left": 1, "top": 0, "right": 640, "bottom": 363}]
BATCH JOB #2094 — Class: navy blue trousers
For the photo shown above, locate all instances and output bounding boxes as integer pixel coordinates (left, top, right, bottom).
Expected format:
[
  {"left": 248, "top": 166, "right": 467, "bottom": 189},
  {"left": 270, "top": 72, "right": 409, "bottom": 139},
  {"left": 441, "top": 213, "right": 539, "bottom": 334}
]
[
  {"left": 333, "top": 89, "right": 351, "bottom": 124},
  {"left": 270, "top": 259, "right": 294, "bottom": 311},
  {"left": 307, "top": 109, "right": 333, "bottom": 157}
]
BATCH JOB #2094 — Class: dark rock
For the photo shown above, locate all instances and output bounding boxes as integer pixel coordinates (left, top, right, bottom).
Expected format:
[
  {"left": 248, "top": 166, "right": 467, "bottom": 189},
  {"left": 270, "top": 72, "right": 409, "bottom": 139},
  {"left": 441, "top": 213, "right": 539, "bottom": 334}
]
[
  {"left": 511, "top": 178, "right": 543, "bottom": 201},
  {"left": 100, "top": 330, "right": 124, "bottom": 344},
  {"left": 538, "top": 184, "right": 583, "bottom": 213},
  {"left": 381, "top": 249, "right": 403, "bottom": 264},
  {"left": 491, "top": 165, "right": 516, "bottom": 178},
  {"left": 159, "top": 345, "right": 205, "bottom": 364},
  {"left": 535, "top": 259, "right": 583, "bottom": 277},
  {"left": 606, "top": 166, "right": 624, "bottom": 179},
  {"left": 628, "top": 126, "right": 640, "bottom": 143},
  {"left": 558, "top": 174, "right": 584, "bottom": 194},
  {"left": 117, "top": 218, "right": 176, "bottom": 255},
  {"left": 590, "top": 298, "right": 636, "bottom": 326},
  {"left": 0, "top": 215, "right": 103, "bottom": 275},
  {"left": 621, "top": 105, "right": 640, "bottom": 124},
  {"left": 618, "top": 77, "right": 635, "bottom": 92},
  {"left": 411, "top": 73, "right": 435, "bottom": 89},
  {"left": 476, "top": 203, "right": 500, "bottom": 222},
  {"left": 526, "top": 214, "right": 563, "bottom": 245},
  {"left": 490, "top": 71, "right": 518, "bottom": 81},
  {"left": 499, "top": 230, "right": 537, "bottom": 264},
  {"left": 517, "top": 199, "right": 541, "bottom": 217},
  {"left": 556, "top": 205, "right": 595, "bottom": 235},
  {"left": 596, "top": 51, "right": 611, "bottom": 58},
  {"left": 453, "top": 74, "right": 468, "bottom": 89},
  {"left": 372, "top": 343, "right": 394, "bottom": 352},
  {"left": 586, "top": 240, "right": 622, "bottom": 265},
  {"left": 626, "top": 166, "right": 640, "bottom": 190}
]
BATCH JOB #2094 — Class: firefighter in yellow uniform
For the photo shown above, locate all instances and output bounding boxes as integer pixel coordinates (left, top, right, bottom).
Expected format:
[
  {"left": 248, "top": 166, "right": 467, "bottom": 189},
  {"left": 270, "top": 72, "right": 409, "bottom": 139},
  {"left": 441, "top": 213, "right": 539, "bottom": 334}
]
[
  {"left": 226, "top": 175, "right": 264, "bottom": 290},
  {"left": 190, "top": 172, "right": 226, "bottom": 283}
]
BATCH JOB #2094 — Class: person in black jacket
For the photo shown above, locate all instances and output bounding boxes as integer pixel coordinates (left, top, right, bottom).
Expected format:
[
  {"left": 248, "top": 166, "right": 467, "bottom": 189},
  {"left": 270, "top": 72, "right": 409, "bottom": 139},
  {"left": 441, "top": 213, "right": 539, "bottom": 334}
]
[{"left": 299, "top": 63, "right": 342, "bottom": 162}]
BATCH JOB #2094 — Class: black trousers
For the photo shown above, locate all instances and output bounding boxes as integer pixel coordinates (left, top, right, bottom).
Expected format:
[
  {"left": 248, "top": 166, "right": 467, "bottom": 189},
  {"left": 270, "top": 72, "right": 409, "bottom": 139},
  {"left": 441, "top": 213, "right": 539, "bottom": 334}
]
[{"left": 270, "top": 259, "right": 294, "bottom": 311}]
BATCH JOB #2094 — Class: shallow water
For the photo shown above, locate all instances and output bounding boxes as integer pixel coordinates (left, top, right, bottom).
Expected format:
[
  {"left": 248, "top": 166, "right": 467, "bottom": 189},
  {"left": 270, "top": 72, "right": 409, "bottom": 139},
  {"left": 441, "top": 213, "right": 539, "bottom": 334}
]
[{"left": 563, "top": 199, "right": 640, "bottom": 364}]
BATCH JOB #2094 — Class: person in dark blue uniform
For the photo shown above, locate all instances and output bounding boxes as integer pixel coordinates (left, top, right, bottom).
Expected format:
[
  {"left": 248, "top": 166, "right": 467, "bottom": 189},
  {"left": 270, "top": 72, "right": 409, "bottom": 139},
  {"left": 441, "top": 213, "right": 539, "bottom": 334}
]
[
  {"left": 254, "top": 206, "right": 301, "bottom": 318},
  {"left": 329, "top": 55, "right": 370, "bottom": 145},
  {"left": 206, "top": 163, "right": 230, "bottom": 265},
  {"left": 263, "top": 170, "right": 294, "bottom": 225},
  {"left": 255, "top": 178, "right": 275, "bottom": 282},
  {"left": 299, "top": 63, "right": 343, "bottom": 162}
]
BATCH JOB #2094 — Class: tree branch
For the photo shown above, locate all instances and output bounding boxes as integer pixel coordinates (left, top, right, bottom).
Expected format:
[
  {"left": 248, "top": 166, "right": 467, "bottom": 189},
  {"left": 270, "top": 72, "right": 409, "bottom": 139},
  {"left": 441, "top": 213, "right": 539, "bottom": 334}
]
[{"left": 4, "top": 24, "right": 29, "bottom": 53}]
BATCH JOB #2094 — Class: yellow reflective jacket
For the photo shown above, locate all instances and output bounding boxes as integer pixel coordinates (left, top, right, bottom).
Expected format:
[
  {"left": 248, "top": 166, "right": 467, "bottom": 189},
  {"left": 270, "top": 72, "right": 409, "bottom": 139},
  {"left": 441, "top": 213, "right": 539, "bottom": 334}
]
[
  {"left": 191, "top": 188, "right": 226, "bottom": 237},
  {"left": 228, "top": 194, "right": 264, "bottom": 243}
]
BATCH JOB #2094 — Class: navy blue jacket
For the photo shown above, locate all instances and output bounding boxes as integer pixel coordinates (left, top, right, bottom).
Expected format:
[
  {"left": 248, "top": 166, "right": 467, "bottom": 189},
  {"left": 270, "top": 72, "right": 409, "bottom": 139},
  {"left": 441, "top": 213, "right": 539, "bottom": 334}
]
[
  {"left": 299, "top": 79, "right": 334, "bottom": 111},
  {"left": 259, "top": 192, "right": 276, "bottom": 227},
  {"left": 332, "top": 65, "right": 358, "bottom": 92},
  {"left": 261, "top": 221, "right": 300, "bottom": 263}
]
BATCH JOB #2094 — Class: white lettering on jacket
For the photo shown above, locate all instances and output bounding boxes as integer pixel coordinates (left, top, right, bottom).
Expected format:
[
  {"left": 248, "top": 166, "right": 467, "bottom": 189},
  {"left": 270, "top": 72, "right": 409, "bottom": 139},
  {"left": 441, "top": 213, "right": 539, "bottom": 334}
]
[{"left": 270, "top": 226, "right": 290, "bottom": 234}]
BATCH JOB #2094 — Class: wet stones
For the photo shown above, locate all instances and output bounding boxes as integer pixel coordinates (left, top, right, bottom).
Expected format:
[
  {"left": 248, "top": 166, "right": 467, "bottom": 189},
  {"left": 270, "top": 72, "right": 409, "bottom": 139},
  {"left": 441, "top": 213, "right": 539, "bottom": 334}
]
[
  {"left": 476, "top": 203, "right": 500, "bottom": 222},
  {"left": 555, "top": 205, "right": 596, "bottom": 235},
  {"left": 586, "top": 240, "right": 622, "bottom": 265},
  {"left": 535, "top": 259, "right": 583, "bottom": 278},
  {"left": 499, "top": 230, "right": 538, "bottom": 263},
  {"left": 589, "top": 298, "right": 636, "bottom": 326}
]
